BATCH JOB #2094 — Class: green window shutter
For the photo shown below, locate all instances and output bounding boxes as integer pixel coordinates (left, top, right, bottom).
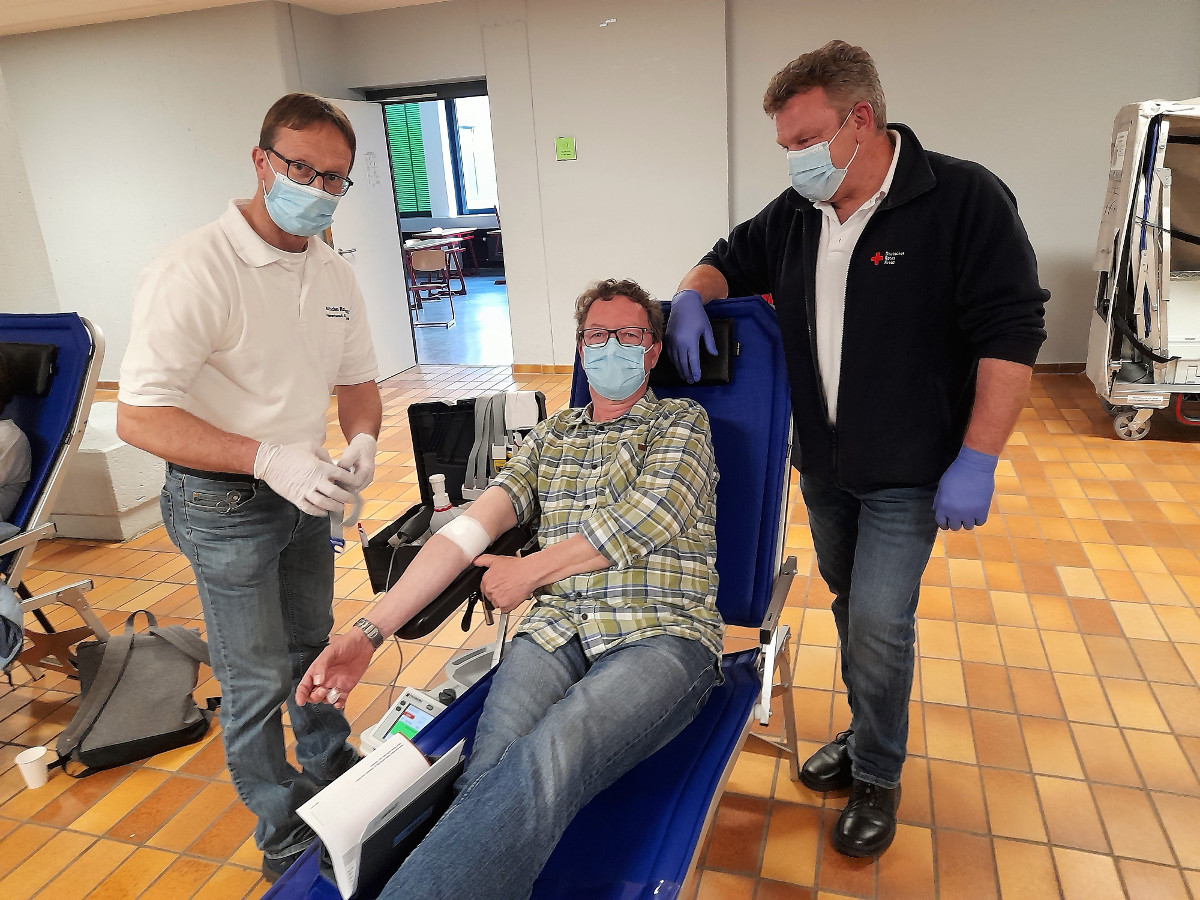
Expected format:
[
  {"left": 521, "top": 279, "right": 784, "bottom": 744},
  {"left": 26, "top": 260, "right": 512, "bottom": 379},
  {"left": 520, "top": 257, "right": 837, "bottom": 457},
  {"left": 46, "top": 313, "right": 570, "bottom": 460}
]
[{"left": 384, "top": 103, "right": 432, "bottom": 216}]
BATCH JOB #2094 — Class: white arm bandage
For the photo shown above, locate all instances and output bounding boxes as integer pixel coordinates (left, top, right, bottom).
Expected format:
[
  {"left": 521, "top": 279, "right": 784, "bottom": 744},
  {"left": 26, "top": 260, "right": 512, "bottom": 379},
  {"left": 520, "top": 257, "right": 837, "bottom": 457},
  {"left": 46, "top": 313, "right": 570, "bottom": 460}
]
[{"left": 437, "top": 514, "right": 492, "bottom": 560}]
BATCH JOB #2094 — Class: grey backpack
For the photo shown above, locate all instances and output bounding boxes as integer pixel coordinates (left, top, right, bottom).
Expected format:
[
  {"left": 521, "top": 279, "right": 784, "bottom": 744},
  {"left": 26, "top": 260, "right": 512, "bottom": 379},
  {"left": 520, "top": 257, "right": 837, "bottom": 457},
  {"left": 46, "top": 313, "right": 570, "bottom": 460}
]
[{"left": 57, "top": 610, "right": 216, "bottom": 776}]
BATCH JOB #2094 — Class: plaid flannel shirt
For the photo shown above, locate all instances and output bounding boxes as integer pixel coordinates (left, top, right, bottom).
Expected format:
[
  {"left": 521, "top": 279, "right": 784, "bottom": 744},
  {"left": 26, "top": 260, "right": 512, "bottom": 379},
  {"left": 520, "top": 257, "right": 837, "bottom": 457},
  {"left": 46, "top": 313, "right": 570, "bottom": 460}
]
[{"left": 492, "top": 390, "right": 723, "bottom": 660}]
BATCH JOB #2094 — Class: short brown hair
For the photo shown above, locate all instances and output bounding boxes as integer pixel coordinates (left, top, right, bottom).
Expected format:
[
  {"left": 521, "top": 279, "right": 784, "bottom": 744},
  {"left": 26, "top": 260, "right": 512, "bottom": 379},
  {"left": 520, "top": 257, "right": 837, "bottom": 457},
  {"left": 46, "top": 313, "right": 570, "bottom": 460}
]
[
  {"left": 763, "top": 40, "right": 887, "bottom": 130},
  {"left": 574, "top": 279, "right": 664, "bottom": 342},
  {"left": 259, "top": 93, "right": 357, "bottom": 164}
]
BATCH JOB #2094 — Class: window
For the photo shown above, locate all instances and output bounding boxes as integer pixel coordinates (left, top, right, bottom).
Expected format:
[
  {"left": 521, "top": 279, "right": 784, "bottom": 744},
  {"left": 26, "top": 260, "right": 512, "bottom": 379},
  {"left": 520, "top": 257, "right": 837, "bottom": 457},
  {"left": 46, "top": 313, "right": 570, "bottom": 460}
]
[
  {"left": 380, "top": 90, "right": 498, "bottom": 220},
  {"left": 383, "top": 103, "right": 432, "bottom": 217},
  {"left": 445, "top": 96, "right": 498, "bottom": 215}
]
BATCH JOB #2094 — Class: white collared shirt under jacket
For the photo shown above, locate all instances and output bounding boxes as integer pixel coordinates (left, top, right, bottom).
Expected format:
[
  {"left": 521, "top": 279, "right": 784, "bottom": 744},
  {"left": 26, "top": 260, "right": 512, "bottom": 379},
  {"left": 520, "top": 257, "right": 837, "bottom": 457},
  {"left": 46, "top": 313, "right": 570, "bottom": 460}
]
[{"left": 812, "top": 131, "right": 901, "bottom": 424}]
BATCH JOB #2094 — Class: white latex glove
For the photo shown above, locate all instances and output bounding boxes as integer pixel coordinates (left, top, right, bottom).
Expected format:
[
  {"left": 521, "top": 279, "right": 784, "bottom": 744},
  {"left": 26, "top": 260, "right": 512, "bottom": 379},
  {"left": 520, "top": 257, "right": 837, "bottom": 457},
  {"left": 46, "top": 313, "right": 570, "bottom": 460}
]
[
  {"left": 254, "top": 442, "right": 355, "bottom": 516},
  {"left": 335, "top": 433, "right": 378, "bottom": 492}
]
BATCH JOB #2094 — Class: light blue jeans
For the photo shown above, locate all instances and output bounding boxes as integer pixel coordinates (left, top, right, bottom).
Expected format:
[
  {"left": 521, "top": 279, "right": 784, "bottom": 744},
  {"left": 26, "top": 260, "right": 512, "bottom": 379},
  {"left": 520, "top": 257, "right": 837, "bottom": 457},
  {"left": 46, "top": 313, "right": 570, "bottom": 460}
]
[
  {"left": 800, "top": 474, "right": 939, "bottom": 789},
  {"left": 161, "top": 469, "right": 359, "bottom": 861},
  {"left": 384, "top": 632, "right": 718, "bottom": 900}
]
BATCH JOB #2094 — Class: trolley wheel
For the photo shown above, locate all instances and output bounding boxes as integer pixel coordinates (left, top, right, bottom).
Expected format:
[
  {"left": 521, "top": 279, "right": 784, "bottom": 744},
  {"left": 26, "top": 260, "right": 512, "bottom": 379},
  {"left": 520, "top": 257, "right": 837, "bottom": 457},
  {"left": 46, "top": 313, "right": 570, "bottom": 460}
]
[{"left": 1113, "top": 411, "right": 1151, "bottom": 441}]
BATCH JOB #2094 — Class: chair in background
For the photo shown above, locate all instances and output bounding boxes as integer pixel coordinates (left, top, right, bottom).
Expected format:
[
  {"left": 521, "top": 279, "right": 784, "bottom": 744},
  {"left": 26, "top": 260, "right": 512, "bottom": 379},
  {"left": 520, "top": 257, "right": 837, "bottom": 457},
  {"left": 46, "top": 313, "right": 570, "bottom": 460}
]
[
  {"left": 0, "top": 313, "right": 110, "bottom": 680},
  {"left": 408, "top": 248, "right": 457, "bottom": 329}
]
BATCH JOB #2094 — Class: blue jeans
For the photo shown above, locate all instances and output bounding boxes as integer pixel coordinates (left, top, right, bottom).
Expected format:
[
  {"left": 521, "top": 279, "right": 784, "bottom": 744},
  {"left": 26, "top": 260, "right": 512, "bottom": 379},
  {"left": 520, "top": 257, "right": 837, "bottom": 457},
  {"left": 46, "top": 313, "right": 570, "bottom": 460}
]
[
  {"left": 800, "top": 474, "right": 938, "bottom": 788},
  {"left": 161, "top": 470, "right": 358, "bottom": 860},
  {"left": 384, "top": 632, "right": 718, "bottom": 900}
]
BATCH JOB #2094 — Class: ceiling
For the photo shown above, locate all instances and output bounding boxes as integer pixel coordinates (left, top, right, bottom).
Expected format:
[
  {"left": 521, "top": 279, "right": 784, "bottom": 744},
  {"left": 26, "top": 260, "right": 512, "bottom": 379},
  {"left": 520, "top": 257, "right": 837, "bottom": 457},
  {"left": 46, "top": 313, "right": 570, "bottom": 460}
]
[{"left": 0, "top": 0, "right": 447, "bottom": 38}]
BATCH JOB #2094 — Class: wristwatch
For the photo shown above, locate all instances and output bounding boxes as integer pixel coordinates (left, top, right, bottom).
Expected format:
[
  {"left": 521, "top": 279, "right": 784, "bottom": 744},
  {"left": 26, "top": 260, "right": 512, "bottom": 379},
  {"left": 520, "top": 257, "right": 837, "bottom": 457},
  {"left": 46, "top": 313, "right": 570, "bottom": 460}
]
[{"left": 352, "top": 617, "right": 385, "bottom": 650}]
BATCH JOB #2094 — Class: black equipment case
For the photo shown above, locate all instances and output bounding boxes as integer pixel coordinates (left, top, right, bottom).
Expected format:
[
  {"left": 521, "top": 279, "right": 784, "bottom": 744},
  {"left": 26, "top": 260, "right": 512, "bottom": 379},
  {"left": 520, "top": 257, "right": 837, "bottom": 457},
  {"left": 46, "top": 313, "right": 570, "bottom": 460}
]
[{"left": 362, "top": 394, "right": 547, "bottom": 639}]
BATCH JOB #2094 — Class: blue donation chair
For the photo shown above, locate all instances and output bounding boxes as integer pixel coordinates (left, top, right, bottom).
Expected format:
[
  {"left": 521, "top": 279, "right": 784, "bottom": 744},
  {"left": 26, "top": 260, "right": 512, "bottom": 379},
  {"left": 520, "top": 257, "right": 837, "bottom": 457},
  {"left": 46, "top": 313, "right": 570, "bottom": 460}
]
[
  {"left": 0, "top": 313, "right": 109, "bottom": 678},
  {"left": 267, "top": 295, "right": 800, "bottom": 898}
]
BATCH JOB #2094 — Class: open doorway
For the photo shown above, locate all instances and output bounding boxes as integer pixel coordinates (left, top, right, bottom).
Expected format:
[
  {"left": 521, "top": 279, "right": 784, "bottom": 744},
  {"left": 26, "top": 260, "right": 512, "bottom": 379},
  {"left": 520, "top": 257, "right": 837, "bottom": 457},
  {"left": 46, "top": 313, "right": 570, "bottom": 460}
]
[{"left": 371, "top": 81, "right": 512, "bottom": 366}]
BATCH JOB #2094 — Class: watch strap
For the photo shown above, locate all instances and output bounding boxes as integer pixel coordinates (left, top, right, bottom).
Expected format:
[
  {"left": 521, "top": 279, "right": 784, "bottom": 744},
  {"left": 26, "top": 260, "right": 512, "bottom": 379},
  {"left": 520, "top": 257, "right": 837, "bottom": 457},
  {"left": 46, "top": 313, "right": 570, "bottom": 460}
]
[{"left": 353, "top": 617, "right": 385, "bottom": 650}]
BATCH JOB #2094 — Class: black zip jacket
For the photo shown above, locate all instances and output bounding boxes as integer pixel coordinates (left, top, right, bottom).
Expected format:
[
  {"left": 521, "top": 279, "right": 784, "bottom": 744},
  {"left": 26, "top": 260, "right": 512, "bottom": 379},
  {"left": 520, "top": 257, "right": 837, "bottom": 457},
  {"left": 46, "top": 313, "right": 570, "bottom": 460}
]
[{"left": 700, "top": 124, "right": 1048, "bottom": 492}]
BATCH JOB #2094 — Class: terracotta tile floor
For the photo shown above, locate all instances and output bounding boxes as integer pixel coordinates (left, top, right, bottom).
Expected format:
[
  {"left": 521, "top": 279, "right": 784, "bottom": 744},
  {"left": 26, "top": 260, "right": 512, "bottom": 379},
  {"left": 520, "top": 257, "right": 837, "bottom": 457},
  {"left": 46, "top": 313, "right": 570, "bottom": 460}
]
[{"left": 2, "top": 368, "right": 1200, "bottom": 899}]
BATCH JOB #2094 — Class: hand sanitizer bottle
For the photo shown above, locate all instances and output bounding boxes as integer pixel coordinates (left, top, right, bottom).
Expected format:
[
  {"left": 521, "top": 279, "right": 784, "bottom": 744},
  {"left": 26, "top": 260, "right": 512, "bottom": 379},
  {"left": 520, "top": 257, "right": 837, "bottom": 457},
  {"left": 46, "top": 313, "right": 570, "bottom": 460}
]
[{"left": 428, "top": 473, "right": 461, "bottom": 533}]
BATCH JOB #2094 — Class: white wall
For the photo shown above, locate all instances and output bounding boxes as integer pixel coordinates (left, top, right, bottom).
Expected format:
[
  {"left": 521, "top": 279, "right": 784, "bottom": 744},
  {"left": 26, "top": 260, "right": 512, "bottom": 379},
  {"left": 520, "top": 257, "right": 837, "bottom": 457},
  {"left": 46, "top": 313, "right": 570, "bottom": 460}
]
[
  {"left": 0, "top": 2, "right": 295, "bottom": 380},
  {"left": 339, "top": 0, "right": 486, "bottom": 91},
  {"left": 521, "top": 0, "right": 728, "bottom": 363},
  {"left": 0, "top": 65, "right": 58, "bottom": 313},
  {"left": 2, "top": 0, "right": 1197, "bottom": 371},
  {"left": 286, "top": 4, "right": 348, "bottom": 99},
  {"left": 727, "top": 0, "right": 1200, "bottom": 364},
  {"left": 479, "top": 0, "right": 555, "bottom": 363},
  {"left": 333, "top": 0, "right": 729, "bottom": 365}
]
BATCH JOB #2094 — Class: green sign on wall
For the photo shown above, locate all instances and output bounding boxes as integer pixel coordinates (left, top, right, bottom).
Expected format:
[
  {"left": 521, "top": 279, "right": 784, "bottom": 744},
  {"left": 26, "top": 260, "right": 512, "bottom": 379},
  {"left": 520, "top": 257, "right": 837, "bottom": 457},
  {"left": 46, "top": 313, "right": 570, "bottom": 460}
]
[{"left": 555, "top": 136, "right": 577, "bottom": 161}]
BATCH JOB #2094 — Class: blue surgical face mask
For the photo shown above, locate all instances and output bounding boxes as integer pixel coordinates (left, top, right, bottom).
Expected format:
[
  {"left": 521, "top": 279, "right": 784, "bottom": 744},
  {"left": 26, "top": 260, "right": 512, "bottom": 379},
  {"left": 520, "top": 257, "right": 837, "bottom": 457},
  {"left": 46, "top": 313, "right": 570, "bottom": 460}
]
[
  {"left": 262, "top": 157, "right": 341, "bottom": 237},
  {"left": 582, "top": 338, "right": 649, "bottom": 401},
  {"left": 787, "top": 109, "right": 860, "bottom": 202}
]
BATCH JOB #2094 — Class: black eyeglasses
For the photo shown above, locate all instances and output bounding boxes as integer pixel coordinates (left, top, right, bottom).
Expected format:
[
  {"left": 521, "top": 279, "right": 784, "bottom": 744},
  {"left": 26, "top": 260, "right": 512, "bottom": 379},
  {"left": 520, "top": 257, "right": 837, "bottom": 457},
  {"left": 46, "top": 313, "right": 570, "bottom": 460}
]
[
  {"left": 264, "top": 147, "right": 354, "bottom": 196},
  {"left": 577, "top": 326, "right": 655, "bottom": 347}
]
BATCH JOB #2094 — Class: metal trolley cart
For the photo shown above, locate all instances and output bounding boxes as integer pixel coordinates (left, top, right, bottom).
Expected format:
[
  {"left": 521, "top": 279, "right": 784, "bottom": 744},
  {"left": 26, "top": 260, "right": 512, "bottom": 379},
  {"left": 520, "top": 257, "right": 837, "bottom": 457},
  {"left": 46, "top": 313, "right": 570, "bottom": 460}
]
[{"left": 1086, "top": 98, "right": 1200, "bottom": 440}]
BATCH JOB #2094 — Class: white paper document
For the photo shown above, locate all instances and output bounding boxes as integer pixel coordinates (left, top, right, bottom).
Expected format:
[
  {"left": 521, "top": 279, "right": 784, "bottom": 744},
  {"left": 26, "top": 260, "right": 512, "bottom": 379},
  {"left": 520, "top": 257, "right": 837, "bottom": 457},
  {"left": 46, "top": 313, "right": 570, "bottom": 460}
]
[{"left": 298, "top": 734, "right": 465, "bottom": 899}]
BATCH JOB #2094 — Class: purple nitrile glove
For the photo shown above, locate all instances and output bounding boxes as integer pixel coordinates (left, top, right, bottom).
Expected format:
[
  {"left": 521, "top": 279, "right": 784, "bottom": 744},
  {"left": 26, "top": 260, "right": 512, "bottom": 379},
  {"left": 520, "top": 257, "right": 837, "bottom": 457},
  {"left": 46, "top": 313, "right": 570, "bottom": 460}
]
[
  {"left": 933, "top": 446, "right": 999, "bottom": 531},
  {"left": 665, "top": 289, "right": 717, "bottom": 384}
]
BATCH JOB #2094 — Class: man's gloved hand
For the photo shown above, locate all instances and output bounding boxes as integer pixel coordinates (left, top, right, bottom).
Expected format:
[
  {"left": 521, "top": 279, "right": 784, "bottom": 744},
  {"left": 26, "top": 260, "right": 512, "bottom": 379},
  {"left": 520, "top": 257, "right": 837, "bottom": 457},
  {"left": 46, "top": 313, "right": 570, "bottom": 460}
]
[
  {"left": 335, "top": 433, "right": 378, "bottom": 492},
  {"left": 665, "top": 289, "right": 717, "bottom": 384},
  {"left": 254, "top": 442, "right": 355, "bottom": 516},
  {"left": 933, "top": 446, "right": 999, "bottom": 530}
]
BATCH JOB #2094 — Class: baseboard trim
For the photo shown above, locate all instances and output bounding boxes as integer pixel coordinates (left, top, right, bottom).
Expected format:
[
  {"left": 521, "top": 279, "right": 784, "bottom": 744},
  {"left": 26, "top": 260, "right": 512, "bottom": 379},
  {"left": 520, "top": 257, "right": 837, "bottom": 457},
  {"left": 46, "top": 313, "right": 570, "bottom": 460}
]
[
  {"left": 97, "top": 380, "right": 119, "bottom": 390},
  {"left": 512, "top": 364, "right": 574, "bottom": 374},
  {"left": 1033, "top": 363, "right": 1086, "bottom": 374}
]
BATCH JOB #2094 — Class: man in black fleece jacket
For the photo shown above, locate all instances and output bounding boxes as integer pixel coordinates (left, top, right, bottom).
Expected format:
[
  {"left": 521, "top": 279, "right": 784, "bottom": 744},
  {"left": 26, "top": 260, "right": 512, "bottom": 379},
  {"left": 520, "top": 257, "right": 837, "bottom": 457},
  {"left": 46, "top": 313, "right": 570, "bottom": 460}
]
[{"left": 666, "top": 40, "right": 1047, "bottom": 858}]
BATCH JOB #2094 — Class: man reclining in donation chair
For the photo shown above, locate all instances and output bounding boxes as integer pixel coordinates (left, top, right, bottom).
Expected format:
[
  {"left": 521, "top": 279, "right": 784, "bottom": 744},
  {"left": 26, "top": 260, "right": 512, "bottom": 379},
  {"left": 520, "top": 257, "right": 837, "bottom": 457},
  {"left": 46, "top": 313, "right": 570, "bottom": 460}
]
[{"left": 297, "top": 278, "right": 723, "bottom": 900}]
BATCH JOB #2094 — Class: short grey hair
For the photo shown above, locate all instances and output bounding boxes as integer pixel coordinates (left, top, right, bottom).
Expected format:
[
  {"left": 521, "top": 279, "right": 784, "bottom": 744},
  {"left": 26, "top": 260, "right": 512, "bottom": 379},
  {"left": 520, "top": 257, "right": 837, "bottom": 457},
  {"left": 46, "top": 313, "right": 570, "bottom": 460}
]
[{"left": 763, "top": 40, "right": 887, "bottom": 131}]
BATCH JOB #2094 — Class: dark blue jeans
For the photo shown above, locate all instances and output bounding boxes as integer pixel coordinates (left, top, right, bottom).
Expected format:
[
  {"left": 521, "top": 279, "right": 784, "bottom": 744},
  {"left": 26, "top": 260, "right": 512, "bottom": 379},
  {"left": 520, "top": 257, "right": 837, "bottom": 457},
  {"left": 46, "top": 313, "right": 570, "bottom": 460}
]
[
  {"left": 800, "top": 474, "right": 938, "bottom": 788},
  {"left": 384, "top": 633, "right": 718, "bottom": 900},
  {"left": 161, "top": 470, "right": 359, "bottom": 860}
]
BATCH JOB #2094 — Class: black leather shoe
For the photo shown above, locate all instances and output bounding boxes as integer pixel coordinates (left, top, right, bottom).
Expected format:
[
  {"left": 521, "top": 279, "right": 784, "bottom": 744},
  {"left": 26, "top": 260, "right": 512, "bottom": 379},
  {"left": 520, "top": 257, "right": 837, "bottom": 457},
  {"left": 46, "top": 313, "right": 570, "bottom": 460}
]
[
  {"left": 833, "top": 778, "right": 901, "bottom": 858},
  {"left": 800, "top": 730, "right": 853, "bottom": 792}
]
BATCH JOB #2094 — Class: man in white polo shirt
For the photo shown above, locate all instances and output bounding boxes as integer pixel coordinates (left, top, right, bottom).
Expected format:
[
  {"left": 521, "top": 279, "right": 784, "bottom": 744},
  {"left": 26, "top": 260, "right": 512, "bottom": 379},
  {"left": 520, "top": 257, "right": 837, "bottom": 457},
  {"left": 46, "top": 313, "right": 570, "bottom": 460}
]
[{"left": 117, "top": 93, "right": 382, "bottom": 882}]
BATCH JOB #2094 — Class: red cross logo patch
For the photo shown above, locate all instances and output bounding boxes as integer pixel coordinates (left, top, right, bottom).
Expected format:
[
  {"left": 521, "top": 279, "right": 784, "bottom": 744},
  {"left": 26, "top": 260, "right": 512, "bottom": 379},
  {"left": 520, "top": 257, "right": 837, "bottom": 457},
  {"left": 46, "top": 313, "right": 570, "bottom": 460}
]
[{"left": 870, "top": 252, "right": 884, "bottom": 265}]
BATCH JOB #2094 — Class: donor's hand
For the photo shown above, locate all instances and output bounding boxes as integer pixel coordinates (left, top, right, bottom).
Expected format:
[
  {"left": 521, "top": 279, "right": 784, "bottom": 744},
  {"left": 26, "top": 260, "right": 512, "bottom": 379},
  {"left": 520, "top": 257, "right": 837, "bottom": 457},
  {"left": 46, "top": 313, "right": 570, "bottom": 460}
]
[
  {"left": 476, "top": 554, "right": 538, "bottom": 613},
  {"left": 296, "top": 631, "right": 374, "bottom": 711}
]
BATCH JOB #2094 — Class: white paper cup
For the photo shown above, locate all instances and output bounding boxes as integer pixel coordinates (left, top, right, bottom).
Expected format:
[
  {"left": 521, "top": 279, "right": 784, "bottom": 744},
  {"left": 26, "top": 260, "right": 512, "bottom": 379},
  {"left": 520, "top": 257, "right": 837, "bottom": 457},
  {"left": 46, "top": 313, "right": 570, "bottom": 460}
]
[{"left": 15, "top": 746, "right": 50, "bottom": 789}]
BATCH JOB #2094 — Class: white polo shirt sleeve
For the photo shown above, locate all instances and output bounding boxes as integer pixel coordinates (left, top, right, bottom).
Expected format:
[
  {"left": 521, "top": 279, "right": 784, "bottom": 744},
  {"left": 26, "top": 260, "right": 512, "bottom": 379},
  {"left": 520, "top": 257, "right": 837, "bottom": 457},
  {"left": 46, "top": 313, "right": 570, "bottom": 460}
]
[{"left": 119, "top": 259, "right": 231, "bottom": 411}]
